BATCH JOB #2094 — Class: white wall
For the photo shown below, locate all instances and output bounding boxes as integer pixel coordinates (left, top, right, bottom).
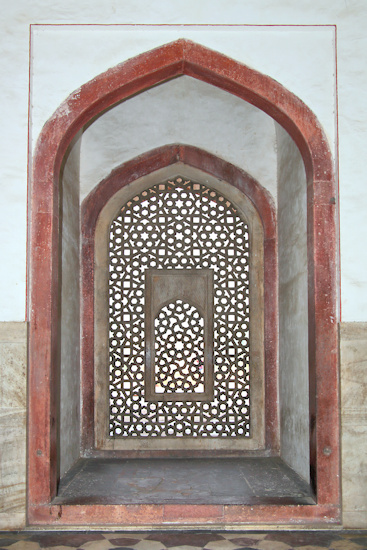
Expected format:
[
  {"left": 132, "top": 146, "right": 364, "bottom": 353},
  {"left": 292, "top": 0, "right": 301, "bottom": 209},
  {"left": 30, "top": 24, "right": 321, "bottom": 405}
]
[{"left": 1, "top": 2, "right": 367, "bottom": 322}]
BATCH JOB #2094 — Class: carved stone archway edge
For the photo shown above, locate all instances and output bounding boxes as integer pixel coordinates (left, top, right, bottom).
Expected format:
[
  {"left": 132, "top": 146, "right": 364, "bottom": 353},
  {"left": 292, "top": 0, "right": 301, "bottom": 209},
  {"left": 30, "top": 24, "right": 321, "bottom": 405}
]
[
  {"left": 80, "top": 144, "right": 278, "bottom": 456},
  {"left": 28, "top": 39, "right": 339, "bottom": 525}
]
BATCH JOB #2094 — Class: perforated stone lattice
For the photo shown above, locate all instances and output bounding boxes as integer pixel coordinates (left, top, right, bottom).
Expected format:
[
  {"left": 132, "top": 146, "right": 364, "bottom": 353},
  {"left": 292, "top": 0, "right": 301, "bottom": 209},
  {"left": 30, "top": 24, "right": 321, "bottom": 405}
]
[
  {"left": 155, "top": 300, "right": 205, "bottom": 395},
  {"left": 109, "top": 177, "right": 250, "bottom": 438}
]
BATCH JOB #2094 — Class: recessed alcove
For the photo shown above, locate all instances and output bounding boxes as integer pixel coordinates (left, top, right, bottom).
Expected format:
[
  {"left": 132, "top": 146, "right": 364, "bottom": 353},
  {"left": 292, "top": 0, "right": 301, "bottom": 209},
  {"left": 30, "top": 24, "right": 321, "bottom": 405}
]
[
  {"left": 28, "top": 40, "right": 339, "bottom": 526},
  {"left": 56, "top": 76, "right": 308, "bottom": 505}
]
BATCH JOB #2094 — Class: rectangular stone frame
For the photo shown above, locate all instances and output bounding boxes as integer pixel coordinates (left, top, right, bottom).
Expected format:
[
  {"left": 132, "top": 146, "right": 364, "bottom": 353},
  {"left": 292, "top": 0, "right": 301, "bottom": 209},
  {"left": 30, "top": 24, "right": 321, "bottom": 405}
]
[
  {"left": 145, "top": 269, "right": 214, "bottom": 402},
  {"left": 93, "top": 164, "right": 265, "bottom": 453}
]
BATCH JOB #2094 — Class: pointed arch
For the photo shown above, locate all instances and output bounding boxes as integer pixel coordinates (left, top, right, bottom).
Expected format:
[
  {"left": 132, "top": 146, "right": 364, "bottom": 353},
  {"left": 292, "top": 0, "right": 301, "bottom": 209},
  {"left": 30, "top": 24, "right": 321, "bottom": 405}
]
[{"left": 28, "top": 39, "right": 339, "bottom": 525}]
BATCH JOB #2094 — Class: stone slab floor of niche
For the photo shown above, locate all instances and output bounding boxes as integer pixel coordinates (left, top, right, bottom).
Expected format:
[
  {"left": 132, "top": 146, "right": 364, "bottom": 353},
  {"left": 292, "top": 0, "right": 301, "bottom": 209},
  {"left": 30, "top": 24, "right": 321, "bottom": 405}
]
[{"left": 53, "top": 457, "right": 314, "bottom": 505}]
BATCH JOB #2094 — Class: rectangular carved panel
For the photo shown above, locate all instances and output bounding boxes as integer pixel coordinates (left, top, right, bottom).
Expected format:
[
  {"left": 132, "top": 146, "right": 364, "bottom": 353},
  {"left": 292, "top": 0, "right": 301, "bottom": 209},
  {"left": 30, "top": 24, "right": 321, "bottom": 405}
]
[{"left": 145, "top": 269, "right": 214, "bottom": 402}]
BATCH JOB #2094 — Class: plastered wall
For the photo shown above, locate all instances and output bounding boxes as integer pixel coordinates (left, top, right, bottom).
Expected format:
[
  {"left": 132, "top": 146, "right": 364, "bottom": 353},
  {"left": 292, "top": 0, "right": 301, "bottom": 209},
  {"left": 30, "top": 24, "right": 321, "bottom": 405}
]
[
  {"left": 277, "top": 125, "right": 309, "bottom": 482},
  {"left": 79, "top": 76, "right": 278, "bottom": 201},
  {"left": 1, "top": 2, "right": 367, "bottom": 323},
  {"left": 59, "top": 136, "right": 81, "bottom": 477}
]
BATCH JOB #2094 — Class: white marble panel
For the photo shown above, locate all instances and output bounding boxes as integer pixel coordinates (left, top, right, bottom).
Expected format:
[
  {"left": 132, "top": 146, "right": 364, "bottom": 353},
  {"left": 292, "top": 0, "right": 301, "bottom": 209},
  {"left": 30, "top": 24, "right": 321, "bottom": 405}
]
[
  {"left": 340, "top": 323, "right": 367, "bottom": 411},
  {"left": 340, "top": 322, "right": 367, "bottom": 528},
  {"left": 0, "top": 342, "right": 27, "bottom": 410},
  {"left": 0, "top": 410, "right": 26, "bottom": 526},
  {"left": 0, "top": 512, "right": 26, "bottom": 531},
  {"left": 0, "top": 322, "right": 27, "bottom": 530},
  {"left": 342, "top": 423, "right": 367, "bottom": 527}
]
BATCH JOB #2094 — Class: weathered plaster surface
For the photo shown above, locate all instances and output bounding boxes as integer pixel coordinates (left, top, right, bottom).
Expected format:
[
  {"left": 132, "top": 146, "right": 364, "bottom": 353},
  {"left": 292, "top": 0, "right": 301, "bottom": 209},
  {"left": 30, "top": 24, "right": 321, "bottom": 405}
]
[
  {"left": 59, "top": 135, "right": 81, "bottom": 476},
  {"left": 80, "top": 76, "right": 277, "bottom": 201},
  {"left": 277, "top": 124, "right": 309, "bottom": 482},
  {"left": 31, "top": 26, "right": 335, "bottom": 155},
  {"left": 2, "top": 1, "right": 367, "bottom": 322}
]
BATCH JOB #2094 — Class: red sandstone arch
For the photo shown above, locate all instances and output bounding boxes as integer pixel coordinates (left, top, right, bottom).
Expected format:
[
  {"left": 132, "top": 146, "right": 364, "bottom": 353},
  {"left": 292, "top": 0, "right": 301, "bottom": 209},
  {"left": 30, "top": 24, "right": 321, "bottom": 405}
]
[{"left": 28, "top": 39, "right": 339, "bottom": 525}]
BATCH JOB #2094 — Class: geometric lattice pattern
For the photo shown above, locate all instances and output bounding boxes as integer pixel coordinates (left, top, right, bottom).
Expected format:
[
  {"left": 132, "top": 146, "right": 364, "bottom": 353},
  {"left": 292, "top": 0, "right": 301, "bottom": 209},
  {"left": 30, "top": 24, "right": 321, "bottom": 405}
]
[
  {"left": 109, "top": 177, "right": 250, "bottom": 438},
  {"left": 154, "top": 300, "right": 205, "bottom": 394}
]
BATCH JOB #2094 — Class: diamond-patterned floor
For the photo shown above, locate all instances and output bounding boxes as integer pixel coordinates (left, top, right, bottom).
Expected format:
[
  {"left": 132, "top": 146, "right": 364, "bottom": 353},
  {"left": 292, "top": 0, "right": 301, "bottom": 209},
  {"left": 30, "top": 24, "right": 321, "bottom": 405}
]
[{"left": 0, "top": 530, "right": 366, "bottom": 550}]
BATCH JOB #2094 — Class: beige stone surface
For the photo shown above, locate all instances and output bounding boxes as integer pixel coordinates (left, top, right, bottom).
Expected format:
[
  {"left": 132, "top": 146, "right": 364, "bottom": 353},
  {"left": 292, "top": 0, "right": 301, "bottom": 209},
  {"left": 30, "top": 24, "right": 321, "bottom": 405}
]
[
  {"left": 0, "top": 323, "right": 27, "bottom": 343},
  {"left": 0, "top": 342, "right": 27, "bottom": 409},
  {"left": 0, "top": 322, "right": 27, "bottom": 530},
  {"left": 257, "top": 541, "right": 292, "bottom": 550},
  {"left": 340, "top": 322, "right": 367, "bottom": 411},
  {"left": 80, "top": 540, "right": 112, "bottom": 550},
  {"left": 342, "top": 424, "right": 367, "bottom": 514},
  {"left": 330, "top": 540, "right": 363, "bottom": 550},
  {"left": 0, "top": 511, "right": 26, "bottom": 530},
  {"left": 0, "top": 410, "right": 26, "bottom": 511},
  {"left": 2, "top": 542, "right": 40, "bottom": 550},
  {"left": 205, "top": 540, "right": 238, "bottom": 550},
  {"left": 135, "top": 541, "right": 175, "bottom": 550},
  {"left": 342, "top": 510, "right": 367, "bottom": 528},
  {"left": 340, "top": 322, "right": 367, "bottom": 528}
]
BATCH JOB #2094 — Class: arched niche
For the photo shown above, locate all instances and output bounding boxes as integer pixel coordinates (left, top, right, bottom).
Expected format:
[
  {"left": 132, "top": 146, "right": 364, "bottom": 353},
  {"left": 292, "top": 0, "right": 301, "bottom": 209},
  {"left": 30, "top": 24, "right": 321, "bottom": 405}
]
[
  {"left": 28, "top": 39, "right": 339, "bottom": 526},
  {"left": 83, "top": 153, "right": 275, "bottom": 455}
]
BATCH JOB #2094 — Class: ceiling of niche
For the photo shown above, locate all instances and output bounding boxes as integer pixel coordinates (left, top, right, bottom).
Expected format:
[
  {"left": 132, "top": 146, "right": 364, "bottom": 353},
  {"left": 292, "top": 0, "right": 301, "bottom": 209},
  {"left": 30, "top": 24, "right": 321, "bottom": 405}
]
[{"left": 79, "top": 75, "right": 278, "bottom": 201}]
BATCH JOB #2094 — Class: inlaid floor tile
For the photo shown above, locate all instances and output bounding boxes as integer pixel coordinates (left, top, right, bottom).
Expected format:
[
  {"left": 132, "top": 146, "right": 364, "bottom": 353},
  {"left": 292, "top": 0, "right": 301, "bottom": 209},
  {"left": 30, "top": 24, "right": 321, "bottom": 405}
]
[
  {"left": 2, "top": 542, "right": 40, "bottom": 550},
  {"left": 265, "top": 531, "right": 341, "bottom": 547},
  {"left": 133, "top": 540, "right": 165, "bottom": 550},
  {"left": 256, "top": 540, "right": 292, "bottom": 550},
  {"left": 145, "top": 532, "right": 225, "bottom": 548},
  {"left": 103, "top": 533, "right": 146, "bottom": 539},
  {"left": 204, "top": 539, "right": 240, "bottom": 549},
  {"left": 339, "top": 533, "right": 367, "bottom": 546},
  {"left": 329, "top": 540, "right": 365, "bottom": 550},
  {"left": 30, "top": 533, "right": 106, "bottom": 548},
  {"left": 107, "top": 536, "right": 142, "bottom": 547},
  {"left": 227, "top": 534, "right": 266, "bottom": 543},
  {"left": 79, "top": 539, "right": 117, "bottom": 550},
  {"left": 0, "top": 541, "right": 20, "bottom": 548}
]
